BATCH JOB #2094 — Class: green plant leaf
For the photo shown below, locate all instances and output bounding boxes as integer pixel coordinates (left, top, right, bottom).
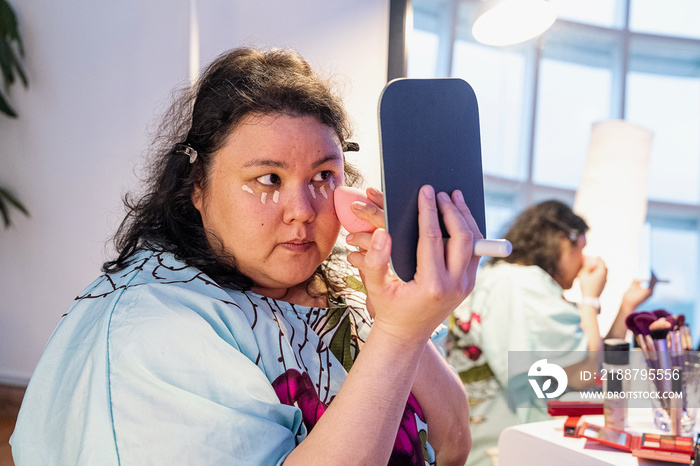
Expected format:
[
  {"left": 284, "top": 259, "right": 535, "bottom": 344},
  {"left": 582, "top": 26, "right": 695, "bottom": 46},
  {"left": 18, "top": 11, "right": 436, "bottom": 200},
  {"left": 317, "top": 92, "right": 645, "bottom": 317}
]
[
  {"left": 0, "top": 89, "right": 17, "bottom": 117},
  {"left": 0, "top": 0, "right": 18, "bottom": 35},
  {"left": 0, "top": 0, "right": 28, "bottom": 228},
  {"left": 0, "top": 39, "right": 27, "bottom": 88},
  {"left": 0, "top": 0, "right": 23, "bottom": 54},
  {"left": 0, "top": 186, "right": 29, "bottom": 215},
  {"left": 0, "top": 186, "right": 29, "bottom": 227},
  {"left": 14, "top": 47, "right": 26, "bottom": 86},
  {"left": 0, "top": 196, "right": 10, "bottom": 227},
  {"left": 0, "top": 38, "right": 15, "bottom": 86},
  {"left": 0, "top": 0, "right": 27, "bottom": 118}
]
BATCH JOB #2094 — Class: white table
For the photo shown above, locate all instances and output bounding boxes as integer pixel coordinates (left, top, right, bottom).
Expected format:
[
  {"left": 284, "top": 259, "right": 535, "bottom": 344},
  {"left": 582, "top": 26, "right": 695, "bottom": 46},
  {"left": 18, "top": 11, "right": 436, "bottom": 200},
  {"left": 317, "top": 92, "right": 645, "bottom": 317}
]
[{"left": 498, "top": 411, "right": 696, "bottom": 466}]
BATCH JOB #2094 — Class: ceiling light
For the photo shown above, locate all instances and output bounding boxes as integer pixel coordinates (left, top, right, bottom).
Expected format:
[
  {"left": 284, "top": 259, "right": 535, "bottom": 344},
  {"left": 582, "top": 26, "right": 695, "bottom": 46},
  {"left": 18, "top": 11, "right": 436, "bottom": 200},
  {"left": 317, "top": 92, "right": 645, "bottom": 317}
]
[{"left": 472, "top": 0, "right": 557, "bottom": 46}]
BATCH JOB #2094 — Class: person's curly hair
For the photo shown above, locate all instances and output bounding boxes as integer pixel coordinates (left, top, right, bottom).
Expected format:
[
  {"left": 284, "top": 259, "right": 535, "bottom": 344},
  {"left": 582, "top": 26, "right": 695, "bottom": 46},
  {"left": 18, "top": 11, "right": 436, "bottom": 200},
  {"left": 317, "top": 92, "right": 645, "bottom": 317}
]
[
  {"left": 103, "top": 47, "right": 362, "bottom": 295},
  {"left": 492, "top": 200, "right": 588, "bottom": 278}
]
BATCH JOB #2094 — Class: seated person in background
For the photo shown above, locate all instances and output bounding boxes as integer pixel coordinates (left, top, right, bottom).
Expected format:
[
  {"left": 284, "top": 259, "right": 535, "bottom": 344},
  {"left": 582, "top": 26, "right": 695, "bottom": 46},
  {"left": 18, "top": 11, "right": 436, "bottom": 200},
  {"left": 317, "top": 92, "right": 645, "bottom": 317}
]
[
  {"left": 446, "top": 199, "right": 656, "bottom": 466},
  {"left": 11, "top": 47, "right": 481, "bottom": 465}
]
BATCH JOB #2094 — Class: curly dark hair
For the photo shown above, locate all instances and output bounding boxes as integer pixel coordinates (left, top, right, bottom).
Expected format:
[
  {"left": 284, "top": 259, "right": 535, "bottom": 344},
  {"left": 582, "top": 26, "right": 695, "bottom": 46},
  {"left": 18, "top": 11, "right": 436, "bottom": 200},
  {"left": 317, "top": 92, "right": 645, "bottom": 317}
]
[
  {"left": 492, "top": 200, "right": 588, "bottom": 278},
  {"left": 103, "top": 47, "right": 362, "bottom": 294}
]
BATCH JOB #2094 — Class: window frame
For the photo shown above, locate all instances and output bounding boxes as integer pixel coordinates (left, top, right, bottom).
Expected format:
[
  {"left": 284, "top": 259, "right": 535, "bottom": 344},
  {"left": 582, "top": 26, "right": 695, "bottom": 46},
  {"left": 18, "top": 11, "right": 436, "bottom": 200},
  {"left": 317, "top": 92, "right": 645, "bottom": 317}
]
[{"left": 391, "top": 0, "right": 700, "bottom": 341}]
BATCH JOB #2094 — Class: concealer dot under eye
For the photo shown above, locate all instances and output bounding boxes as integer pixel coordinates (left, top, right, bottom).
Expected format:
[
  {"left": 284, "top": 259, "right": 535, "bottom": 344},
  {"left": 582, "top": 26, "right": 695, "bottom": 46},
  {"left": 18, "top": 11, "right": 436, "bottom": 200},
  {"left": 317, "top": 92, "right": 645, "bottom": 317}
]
[
  {"left": 242, "top": 183, "right": 280, "bottom": 205},
  {"left": 308, "top": 173, "right": 338, "bottom": 201},
  {"left": 241, "top": 174, "right": 337, "bottom": 206}
]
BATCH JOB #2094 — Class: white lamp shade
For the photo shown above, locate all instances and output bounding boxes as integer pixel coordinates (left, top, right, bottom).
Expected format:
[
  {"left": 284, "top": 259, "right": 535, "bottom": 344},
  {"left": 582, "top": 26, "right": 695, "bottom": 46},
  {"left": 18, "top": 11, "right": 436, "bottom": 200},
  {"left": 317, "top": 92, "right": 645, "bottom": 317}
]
[
  {"left": 472, "top": 0, "right": 557, "bottom": 46},
  {"left": 571, "top": 120, "right": 653, "bottom": 334}
]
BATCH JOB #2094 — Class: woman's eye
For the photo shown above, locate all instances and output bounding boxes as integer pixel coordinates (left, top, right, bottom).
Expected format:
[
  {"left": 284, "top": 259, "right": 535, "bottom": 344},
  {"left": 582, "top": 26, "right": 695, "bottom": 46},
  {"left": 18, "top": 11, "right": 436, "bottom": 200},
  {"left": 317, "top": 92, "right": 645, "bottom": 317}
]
[
  {"left": 256, "top": 174, "right": 280, "bottom": 186},
  {"left": 312, "top": 171, "right": 332, "bottom": 182}
]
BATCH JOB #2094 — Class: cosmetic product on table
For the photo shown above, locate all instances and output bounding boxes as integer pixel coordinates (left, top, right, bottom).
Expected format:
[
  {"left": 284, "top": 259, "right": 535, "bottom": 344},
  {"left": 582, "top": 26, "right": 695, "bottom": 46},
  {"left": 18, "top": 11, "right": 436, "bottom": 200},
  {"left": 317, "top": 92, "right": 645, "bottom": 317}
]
[
  {"left": 625, "top": 310, "right": 698, "bottom": 436},
  {"left": 547, "top": 399, "right": 604, "bottom": 417},
  {"left": 603, "top": 338, "right": 630, "bottom": 430},
  {"left": 577, "top": 422, "right": 696, "bottom": 464}
]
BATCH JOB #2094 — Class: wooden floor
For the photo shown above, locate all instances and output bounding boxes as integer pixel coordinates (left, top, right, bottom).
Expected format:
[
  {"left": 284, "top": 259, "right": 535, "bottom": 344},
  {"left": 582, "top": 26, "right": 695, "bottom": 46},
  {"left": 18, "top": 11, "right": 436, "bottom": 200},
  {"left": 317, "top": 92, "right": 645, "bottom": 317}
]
[
  {"left": 0, "top": 384, "right": 25, "bottom": 466},
  {"left": 1, "top": 413, "right": 16, "bottom": 466}
]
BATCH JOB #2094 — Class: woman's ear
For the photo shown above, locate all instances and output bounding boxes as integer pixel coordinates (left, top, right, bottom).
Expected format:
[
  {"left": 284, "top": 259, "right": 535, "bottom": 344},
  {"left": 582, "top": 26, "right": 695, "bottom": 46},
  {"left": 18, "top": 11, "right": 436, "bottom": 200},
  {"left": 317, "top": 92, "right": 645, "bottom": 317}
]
[{"left": 192, "top": 183, "right": 204, "bottom": 213}]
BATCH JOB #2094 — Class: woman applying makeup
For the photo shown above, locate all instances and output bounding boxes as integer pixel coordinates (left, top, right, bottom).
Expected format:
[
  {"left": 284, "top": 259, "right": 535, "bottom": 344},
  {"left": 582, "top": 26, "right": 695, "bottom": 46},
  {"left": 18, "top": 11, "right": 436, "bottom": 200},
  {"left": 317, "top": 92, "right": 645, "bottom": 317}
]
[
  {"left": 11, "top": 47, "right": 480, "bottom": 465},
  {"left": 447, "top": 200, "right": 656, "bottom": 466}
]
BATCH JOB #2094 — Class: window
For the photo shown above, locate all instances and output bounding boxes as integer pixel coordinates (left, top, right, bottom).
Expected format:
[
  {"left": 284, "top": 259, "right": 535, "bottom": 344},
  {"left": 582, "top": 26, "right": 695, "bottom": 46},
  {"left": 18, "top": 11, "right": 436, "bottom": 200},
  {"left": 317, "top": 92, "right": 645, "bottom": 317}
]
[
  {"left": 452, "top": 41, "right": 527, "bottom": 180},
  {"left": 406, "top": 0, "right": 700, "bottom": 339},
  {"left": 550, "top": 0, "right": 622, "bottom": 28},
  {"left": 646, "top": 219, "right": 699, "bottom": 315},
  {"left": 630, "top": 0, "right": 700, "bottom": 40}
]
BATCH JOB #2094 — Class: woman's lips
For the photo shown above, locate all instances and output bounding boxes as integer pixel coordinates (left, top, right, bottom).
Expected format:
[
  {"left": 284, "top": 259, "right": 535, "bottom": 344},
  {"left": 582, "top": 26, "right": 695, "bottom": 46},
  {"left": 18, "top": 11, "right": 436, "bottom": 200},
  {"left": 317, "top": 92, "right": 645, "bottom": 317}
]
[{"left": 279, "top": 241, "right": 314, "bottom": 253}]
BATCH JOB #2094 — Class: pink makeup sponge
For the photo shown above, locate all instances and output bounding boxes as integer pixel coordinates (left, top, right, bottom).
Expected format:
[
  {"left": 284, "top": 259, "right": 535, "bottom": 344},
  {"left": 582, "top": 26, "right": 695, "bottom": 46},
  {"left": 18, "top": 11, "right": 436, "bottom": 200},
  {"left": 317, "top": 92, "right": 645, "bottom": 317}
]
[{"left": 333, "top": 186, "right": 375, "bottom": 233}]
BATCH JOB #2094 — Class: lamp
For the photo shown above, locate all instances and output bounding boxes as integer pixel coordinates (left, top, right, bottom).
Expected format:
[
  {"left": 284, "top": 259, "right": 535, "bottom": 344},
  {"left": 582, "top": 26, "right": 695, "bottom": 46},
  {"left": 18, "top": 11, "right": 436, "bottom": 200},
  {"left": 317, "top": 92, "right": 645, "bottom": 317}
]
[
  {"left": 570, "top": 120, "right": 653, "bottom": 334},
  {"left": 472, "top": 0, "right": 557, "bottom": 46}
]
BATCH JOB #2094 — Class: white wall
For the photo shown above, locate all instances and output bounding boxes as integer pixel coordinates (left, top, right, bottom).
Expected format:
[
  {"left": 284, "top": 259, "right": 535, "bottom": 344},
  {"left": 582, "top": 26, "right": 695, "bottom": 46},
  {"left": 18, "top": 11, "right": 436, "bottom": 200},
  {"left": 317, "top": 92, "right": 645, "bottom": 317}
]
[{"left": 0, "top": 0, "right": 389, "bottom": 384}]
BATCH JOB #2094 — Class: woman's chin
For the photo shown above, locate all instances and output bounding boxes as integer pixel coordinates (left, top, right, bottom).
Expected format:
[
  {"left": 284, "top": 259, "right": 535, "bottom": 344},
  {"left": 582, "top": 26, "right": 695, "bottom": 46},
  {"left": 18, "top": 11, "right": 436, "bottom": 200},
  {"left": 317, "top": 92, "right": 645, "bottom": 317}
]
[{"left": 252, "top": 271, "right": 318, "bottom": 296}]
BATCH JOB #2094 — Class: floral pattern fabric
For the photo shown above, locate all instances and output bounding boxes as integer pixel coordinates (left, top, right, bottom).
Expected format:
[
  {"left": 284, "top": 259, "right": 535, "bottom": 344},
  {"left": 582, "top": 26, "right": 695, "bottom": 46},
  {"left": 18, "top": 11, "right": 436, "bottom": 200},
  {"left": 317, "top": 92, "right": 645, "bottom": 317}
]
[{"left": 11, "top": 250, "right": 434, "bottom": 465}]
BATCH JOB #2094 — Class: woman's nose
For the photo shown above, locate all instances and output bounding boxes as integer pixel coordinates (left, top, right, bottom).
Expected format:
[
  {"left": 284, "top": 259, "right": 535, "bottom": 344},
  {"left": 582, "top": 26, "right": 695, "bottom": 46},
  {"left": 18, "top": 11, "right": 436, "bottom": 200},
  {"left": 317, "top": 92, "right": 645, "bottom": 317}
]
[{"left": 282, "top": 184, "right": 317, "bottom": 224}]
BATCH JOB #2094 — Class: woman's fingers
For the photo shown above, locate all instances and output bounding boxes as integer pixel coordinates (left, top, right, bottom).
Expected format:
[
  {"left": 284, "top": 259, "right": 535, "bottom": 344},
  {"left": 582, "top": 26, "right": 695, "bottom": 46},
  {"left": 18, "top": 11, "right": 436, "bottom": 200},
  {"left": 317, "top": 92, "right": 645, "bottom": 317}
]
[
  {"left": 434, "top": 191, "right": 476, "bottom": 276},
  {"left": 448, "top": 190, "right": 483, "bottom": 290},
  {"left": 350, "top": 189, "right": 386, "bottom": 229},
  {"left": 349, "top": 186, "right": 482, "bottom": 304},
  {"left": 366, "top": 187, "right": 384, "bottom": 209},
  {"left": 347, "top": 228, "right": 393, "bottom": 293},
  {"left": 451, "top": 191, "right": 484, "bottom": 244},
  {"left": 414, "top": 185, "right": 446, "bottom": 282},
  {"left": 346, "top": 231, "right": 372, "bottom": 253},
  {"left": 346, "top": 187, "right": 484, "bottom": 342}
]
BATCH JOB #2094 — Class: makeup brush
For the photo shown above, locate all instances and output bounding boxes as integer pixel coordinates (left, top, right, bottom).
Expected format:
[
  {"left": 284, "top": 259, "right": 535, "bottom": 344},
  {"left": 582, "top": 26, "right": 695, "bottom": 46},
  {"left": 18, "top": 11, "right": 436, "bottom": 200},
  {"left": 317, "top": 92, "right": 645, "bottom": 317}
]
[
  {"left": 661, "top": 317, "right": 685, "bottom": 436},
  {"left": 650, "top": 318, "right": 673, "bottom": 414},
  {"left": 674, "top": 314, "right": 685, "bottom": 329},
  {"left": 633, "top": 311, "right": 658, "bottom": 326},
  {"left": 652, "top": 309, "right": 671, "bottom": 320},
  {"left": 671, "top": 315, "right": 689, "bottom": 415},
  {"left": 649, "top": 319, "right": 672, "bottom": 364},
  {"left": 632, "top": 313, "right": 667, "bottom": 408},
  {"left": 630, "top": 313, "right": 674, "bottom": 413},
  {"left": 669, "top": 365, "right": 683, "bottom": 436},
  {"left": 668, "top": 315, "right": 684, "bottom": 366},
  {"left": 625, "top": 312, "right": 640, "bottom": 335},
  {"left": 626, "top": 313, "right": 645, "bottom": 348},
  {"left": 681, "top": 325, "right": 692, "bottom": 351},
  {"left": 626, "top": 313, "right": 654, "bottom": 371},
  {"left": 632, "top": 311, "right": 657, "bottom": 332},
  {"left": 634, "top": 313, "right": 659, "bottom": 369}
]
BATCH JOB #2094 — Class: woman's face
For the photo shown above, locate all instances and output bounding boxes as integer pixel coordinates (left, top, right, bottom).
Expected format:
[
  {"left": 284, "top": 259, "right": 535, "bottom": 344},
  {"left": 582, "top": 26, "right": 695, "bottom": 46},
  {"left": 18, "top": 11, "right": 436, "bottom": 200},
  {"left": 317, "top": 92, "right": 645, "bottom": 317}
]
[
  {"left": 193, "top": 113, "right": 344, "bottom": 296},
  {"left": 554, "top": 233, "right": 586, "bottom": 290}
]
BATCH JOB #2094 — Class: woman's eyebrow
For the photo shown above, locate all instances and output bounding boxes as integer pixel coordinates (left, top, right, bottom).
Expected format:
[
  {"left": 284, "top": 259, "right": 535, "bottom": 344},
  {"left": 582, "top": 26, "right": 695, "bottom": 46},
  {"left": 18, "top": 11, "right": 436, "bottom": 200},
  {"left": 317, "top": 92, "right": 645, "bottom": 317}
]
[
  {"left": 243, "top": 154, "right": 342, "bottom": 169},
  {"left": 242, "top": 159, "right": 287, "bottom": 169},
  {"left": 312, "top": 154, "right": 343, "bottom": 169}
]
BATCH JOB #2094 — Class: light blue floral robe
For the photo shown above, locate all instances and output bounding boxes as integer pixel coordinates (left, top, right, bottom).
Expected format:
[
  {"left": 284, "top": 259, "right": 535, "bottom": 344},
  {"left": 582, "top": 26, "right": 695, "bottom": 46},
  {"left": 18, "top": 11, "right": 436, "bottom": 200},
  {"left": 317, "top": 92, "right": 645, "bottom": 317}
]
[{"left": 11, "top": 250, "right": 434, "bottom": 465}]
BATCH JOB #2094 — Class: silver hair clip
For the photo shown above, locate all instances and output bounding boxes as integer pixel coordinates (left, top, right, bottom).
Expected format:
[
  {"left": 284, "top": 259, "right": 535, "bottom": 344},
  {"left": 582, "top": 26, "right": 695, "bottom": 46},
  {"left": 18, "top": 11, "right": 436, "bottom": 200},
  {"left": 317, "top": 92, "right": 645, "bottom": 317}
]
[
  {"left": 343, "top": 141, "right": 360, "bottom": 152},
  {"left": 173, "top": 143, "right": 198, "bottom": 164}
]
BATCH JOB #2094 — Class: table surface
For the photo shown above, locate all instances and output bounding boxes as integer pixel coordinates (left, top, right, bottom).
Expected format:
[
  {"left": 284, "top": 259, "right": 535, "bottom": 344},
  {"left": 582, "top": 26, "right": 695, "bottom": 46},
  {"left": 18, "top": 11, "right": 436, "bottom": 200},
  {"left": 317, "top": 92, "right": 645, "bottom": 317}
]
[{"left": 498, "top": 411, "right": 697, "bottom": 466}]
